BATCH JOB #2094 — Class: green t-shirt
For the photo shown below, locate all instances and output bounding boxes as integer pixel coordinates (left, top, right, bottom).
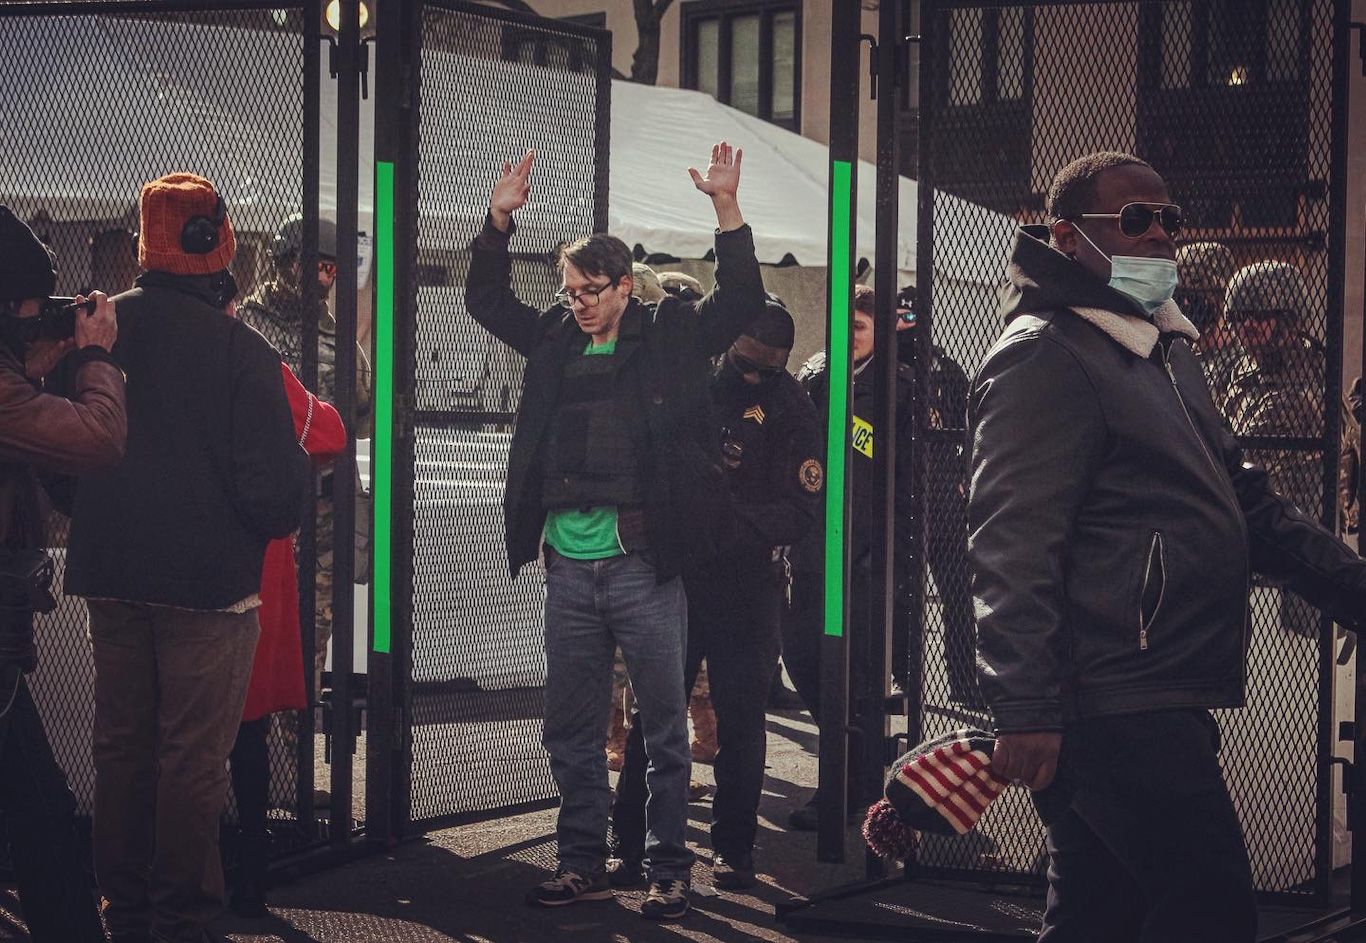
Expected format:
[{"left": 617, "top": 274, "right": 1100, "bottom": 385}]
[{"left": 543, "top": 338, "right": 625, "bottom": 560}]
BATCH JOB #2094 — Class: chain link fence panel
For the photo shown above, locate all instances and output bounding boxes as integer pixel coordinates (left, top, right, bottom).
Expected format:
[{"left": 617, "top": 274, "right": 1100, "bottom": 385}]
[
  {"left": 402, "top": 0, "right": 609, "bottom": 829},
  {"left": 913, "top": 0, "right": 1344, "bottom": 899},
  {"left": 0, "top": 1, "right": 325, "bottom": 868}
]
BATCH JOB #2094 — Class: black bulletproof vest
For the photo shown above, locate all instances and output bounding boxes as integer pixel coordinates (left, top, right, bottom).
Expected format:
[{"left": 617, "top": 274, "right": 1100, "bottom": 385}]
[{"left": 541, "top": 346, "right": 645, "bottom": 511}]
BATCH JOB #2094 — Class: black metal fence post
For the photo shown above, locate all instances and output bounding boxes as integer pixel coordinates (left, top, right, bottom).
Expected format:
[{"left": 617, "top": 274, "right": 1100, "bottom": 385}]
[
  {"left": 818, "top": 0, "right": 862, "bottom": 865},
  {"left": 328, "top": 0, "right": 361, "bottom": 849},
  {"left": 868, "top": 0, "right": 906, "bottom": 884}
]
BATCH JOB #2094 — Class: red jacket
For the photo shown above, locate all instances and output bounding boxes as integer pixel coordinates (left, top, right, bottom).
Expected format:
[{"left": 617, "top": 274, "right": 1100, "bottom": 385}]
[{"left": 242, "top": 363, "right": 345, "bottom": 722}]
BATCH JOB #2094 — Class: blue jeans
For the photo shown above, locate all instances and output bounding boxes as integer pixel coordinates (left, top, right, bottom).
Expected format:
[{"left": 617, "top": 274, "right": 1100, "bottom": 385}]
[{"left": 543, "top": 549, "right": 693, "bottom": 881}]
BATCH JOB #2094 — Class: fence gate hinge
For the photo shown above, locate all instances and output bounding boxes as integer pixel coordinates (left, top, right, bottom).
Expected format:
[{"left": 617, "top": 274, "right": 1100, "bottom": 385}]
[{"left": 861, "top": 33, "right": 879, "bottom": 100}]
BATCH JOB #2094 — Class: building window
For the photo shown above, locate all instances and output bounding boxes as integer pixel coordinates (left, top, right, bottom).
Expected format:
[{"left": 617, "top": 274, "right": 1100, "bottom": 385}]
[
  {"left": 682, "top": 1, "right": 800, "bottom": 131},
  {"left": 1138, "top": 0, "right": 1311, "bottom": 232},
  {"left": 1149, "top": 0, "right": 1307, "bottom": 90},
  {"left": 942, "top": 6, "right": 1031, "bottom": 109},
  {"left": 916, "top": 5, "right": 1034, "bottom": 215}
]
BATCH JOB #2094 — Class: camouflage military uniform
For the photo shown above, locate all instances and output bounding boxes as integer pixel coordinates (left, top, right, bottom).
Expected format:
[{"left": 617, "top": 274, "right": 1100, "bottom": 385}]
[
  {"left": 1176, "top": 241, "right": 1243, "bottom": 407},
  {"left": 1222, "top": 261, "right": 1324, "bottom": 636},
  {"left": 1341, "top": 378, "right": 1362, "bottom": 537},
  {"left": 238, "top": 264, "right": 373, "bottom": 685}
]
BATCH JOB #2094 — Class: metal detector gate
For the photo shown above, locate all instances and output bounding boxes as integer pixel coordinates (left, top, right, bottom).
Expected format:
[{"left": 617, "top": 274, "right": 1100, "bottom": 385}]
[
  {"left": 909, "top": 0, "right": 1349, "bottom": 904},
  {"left": 372, "top": 0, "right": 611, "bottom": 835}
]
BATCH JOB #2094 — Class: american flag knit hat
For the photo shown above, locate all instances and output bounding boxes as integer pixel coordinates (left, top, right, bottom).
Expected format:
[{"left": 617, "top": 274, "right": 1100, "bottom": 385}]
[{"left": 863, "top": 728, "right": 1010, "bottom": 860}]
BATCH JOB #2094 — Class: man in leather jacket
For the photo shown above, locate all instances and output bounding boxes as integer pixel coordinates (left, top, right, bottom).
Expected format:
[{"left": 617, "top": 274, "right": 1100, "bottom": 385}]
[
  {"left": 969, "top": 152, "right": 1366, "bottom": 942},
  {"left": 0, "top": 205, "right": 125, "bottom": 943}
]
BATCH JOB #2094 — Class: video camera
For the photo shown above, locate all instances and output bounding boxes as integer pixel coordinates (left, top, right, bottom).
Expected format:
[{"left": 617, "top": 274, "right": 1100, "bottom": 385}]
[{"left": 15, "top": 296, "right": 96, "bottom": 345}]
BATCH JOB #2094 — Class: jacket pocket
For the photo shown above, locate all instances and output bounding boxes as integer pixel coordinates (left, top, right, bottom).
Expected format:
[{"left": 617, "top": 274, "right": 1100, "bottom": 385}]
[{"left": 1138, "top": 530, "right": 1166, "bottom": 651}]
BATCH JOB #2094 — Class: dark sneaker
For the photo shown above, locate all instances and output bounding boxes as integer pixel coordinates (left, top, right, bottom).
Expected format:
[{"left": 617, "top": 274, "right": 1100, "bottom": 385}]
[
  {"left": 640, "top": 879, "right": 690, "bottom": 919},
  {"left": 606, "top": 855, "right": 647, "bottom": 889},
  {"left": 712, "top": 852, "right": 756, "bottom": 890},
  {"left": 525, "top": 869, "right": 613, "bottom": 907}
]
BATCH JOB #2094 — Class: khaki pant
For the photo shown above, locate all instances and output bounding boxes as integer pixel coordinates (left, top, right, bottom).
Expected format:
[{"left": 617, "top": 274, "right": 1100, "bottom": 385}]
[{"left": 89, "top": 600, "right": 260, "bottom": 943}]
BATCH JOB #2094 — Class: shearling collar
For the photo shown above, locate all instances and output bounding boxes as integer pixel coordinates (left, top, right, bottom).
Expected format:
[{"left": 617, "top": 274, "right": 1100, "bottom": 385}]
[
  {"left": 1069, "top": 299, "right": 1201, "bottom": 358},
  {"left": 1000, "top": 226, "right": 1200, "bottom": 358}
]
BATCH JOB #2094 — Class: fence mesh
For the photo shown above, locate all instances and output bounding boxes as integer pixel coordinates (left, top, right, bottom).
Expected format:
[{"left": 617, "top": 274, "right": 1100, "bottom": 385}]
[
  {"left": 404, "top": 1, "right": 608, "bottom": 827},
  {"left": 0, "top": 3, "right": 322, "bottom": 862},
  {"left": 914, "top": 0, "right": 1341, "bottom": 896}
]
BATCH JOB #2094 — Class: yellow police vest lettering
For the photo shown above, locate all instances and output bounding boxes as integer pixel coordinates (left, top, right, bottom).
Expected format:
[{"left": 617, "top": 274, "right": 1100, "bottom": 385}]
[{"left": 851, "top": 415, "right": 873, "bottom": 458}]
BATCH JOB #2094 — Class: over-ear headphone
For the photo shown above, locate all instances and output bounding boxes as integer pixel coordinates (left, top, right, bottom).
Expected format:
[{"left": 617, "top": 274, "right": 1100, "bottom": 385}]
[{"left": 181, "top": 191, "right": 226, "bottom": 255}]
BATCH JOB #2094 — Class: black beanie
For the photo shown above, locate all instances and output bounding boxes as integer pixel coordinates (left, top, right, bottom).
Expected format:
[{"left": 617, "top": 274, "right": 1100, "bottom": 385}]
[
  {"left": 0, "top": 206, "right": 57, "bottom": 304},
  {"left": 747, "top": 299, "right": 796, "bottom": 349}
]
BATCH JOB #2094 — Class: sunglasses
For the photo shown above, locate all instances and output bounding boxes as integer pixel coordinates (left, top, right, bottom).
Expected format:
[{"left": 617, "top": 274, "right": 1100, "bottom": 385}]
[
  {"left": 1069, "top": 202, "right": 1184, "bottom": 239},
  {"left": 318, "top": 259, "right": 338, "bottom": 277},
  {"left": 731, "top": 351, "right": 783, "bottom": 378}
]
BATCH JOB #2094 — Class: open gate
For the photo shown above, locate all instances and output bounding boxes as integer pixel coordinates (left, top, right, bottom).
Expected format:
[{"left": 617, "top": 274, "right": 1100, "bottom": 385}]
[{"left": 370, "top": 0, "right": 611, "bottom": 835}]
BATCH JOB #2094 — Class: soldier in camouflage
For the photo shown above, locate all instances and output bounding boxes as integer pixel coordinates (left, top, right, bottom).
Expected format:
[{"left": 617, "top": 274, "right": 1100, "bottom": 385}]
[
  {"left": 1175, "top": 241, "right": 1242, "bottom": 404},
  {"left": 1222, "top": 261, "right": 1324, "bottom": 636},
  {"left": 237, "top": 214, "right": 373, "bottom": 690}
]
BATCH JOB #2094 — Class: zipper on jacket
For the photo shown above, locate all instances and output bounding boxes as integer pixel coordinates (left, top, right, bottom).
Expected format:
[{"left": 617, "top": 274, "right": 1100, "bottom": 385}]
[
  {"left": 1138, "top": 530, "right": 1165, "bottom": 651},
  {"left": 1160, "top": 339, "right": 1252, "bottom": 676},
  {"left": 1162, "top": 344, "right": 1223, "bottom": 480}
]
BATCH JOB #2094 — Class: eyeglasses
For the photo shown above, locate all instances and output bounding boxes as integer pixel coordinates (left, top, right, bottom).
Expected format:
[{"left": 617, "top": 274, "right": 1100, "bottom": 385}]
[
  {"left": 318, "top": 260, "right": 338, "bottom": 277},
  {"left": 730, "top": 350, "right": 783, "bottom": 379},
  {"left": 554, "top": 278, "right": 619, "bottom": 309},
  {"left": 1068, "top": 202, "right": 1184, "bottom": 239}
]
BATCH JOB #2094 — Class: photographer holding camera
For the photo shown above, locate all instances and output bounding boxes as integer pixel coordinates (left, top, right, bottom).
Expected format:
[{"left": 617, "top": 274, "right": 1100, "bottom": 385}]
[{"left": 0, "top": 205, "right": 125, "bottom": 942}]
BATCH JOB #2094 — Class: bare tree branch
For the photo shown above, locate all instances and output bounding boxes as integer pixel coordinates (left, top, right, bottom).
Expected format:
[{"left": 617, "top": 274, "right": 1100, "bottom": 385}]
[{"left": 630, "top": 0, "right": 675, "bottom": 84}]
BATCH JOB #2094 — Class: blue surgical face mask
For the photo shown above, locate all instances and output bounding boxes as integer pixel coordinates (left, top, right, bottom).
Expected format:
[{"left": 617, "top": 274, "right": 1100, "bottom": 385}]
[{"left": 1074, "top": 225, "right": 1178, "bottom": 316}]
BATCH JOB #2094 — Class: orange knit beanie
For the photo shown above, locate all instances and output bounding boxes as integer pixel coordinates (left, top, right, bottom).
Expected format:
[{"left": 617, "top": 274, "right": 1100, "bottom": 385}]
[{"left": 138, "top": 173, "right": 236, "bottom": 276}]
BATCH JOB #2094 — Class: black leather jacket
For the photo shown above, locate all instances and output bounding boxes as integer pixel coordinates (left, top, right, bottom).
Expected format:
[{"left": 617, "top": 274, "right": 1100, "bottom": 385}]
[{"left": 969, "top": 227, "right": 1366, "bottom": 733}]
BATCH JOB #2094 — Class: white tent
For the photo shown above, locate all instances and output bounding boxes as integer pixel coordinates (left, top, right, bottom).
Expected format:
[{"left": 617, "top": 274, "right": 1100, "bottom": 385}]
[{"left": 607, "top": 80, "right": 1015, "bottom": 287}]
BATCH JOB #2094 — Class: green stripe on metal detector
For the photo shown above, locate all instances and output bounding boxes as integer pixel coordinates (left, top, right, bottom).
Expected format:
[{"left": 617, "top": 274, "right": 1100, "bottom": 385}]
[
  {"left": 824, "top": 159, "right": 852, "bottom": 638},
  {"left": 372, "top": 161, "right": 395, "bottom": 654}
]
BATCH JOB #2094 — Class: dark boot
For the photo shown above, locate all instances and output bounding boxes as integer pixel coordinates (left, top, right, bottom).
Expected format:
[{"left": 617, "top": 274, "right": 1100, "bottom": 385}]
[{"left": 230, "top": 831, "right": 269, "bottom": 918}]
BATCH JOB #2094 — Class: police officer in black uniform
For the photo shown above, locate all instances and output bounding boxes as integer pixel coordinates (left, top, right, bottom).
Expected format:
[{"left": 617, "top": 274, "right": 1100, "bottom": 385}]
[
  {"left": 611, "top": 299, "right": 822, "bottom": 889},
  {"left": 784, "top": 284, "right": 917, "bottom": 830}
]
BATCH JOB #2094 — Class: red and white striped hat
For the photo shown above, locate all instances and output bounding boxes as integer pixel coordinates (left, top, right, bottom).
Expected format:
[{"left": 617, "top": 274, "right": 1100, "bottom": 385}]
[{"left": 863, "top": 728, "right": 1011, "bottom": 859}]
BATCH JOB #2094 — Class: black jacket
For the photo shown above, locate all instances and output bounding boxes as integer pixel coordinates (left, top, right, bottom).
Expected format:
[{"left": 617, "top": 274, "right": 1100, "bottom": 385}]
[
  {"left": 65, "top": 280, "right": 309, "bottom": 609},
  {"left": 792, "top": 353, "right": 917, "bottom": 578},
  {"left": 969, "top": 227, "right": 1366, "bottom": 733},
  {"left": 709, "top": 367, "right": 821, "bottom": 565},
  {"left": 465, "top": 219, "right": 765, "bottom": 581}
]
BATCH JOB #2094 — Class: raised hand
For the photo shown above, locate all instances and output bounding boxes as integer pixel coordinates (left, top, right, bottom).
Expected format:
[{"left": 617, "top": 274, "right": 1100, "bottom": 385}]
[
  {"left": 490, "top": 149, "right": 534, "bottom": 232},
  {"left": 688, "top": 141, "right": 742, "bottom": 200},
  {"left": 689, "top": 141, "right": 745, "bottom": 232}
]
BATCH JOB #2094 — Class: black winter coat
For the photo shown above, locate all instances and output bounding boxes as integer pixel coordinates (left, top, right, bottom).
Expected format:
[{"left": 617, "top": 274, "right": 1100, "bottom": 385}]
[
  {"left": 465, "top": 219, "right": 766, "bottom": 581},
  {"left": 969, "top": 227, "right": 1366, "bottom": 733},
  {"left": 65, "top": 280, "right": 309, "bottom": 609},
  {"left": 792, "top": 353, "right": 917, "bottom": 578}
]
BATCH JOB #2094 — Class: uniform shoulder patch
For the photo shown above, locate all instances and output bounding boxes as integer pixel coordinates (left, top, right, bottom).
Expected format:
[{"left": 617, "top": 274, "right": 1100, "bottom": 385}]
[
  {"left": 799, "top": 458, "right": 824, "bottom": 493},
  {"left": 743, "top": 404, "right": 766, "bottom": 424}
]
